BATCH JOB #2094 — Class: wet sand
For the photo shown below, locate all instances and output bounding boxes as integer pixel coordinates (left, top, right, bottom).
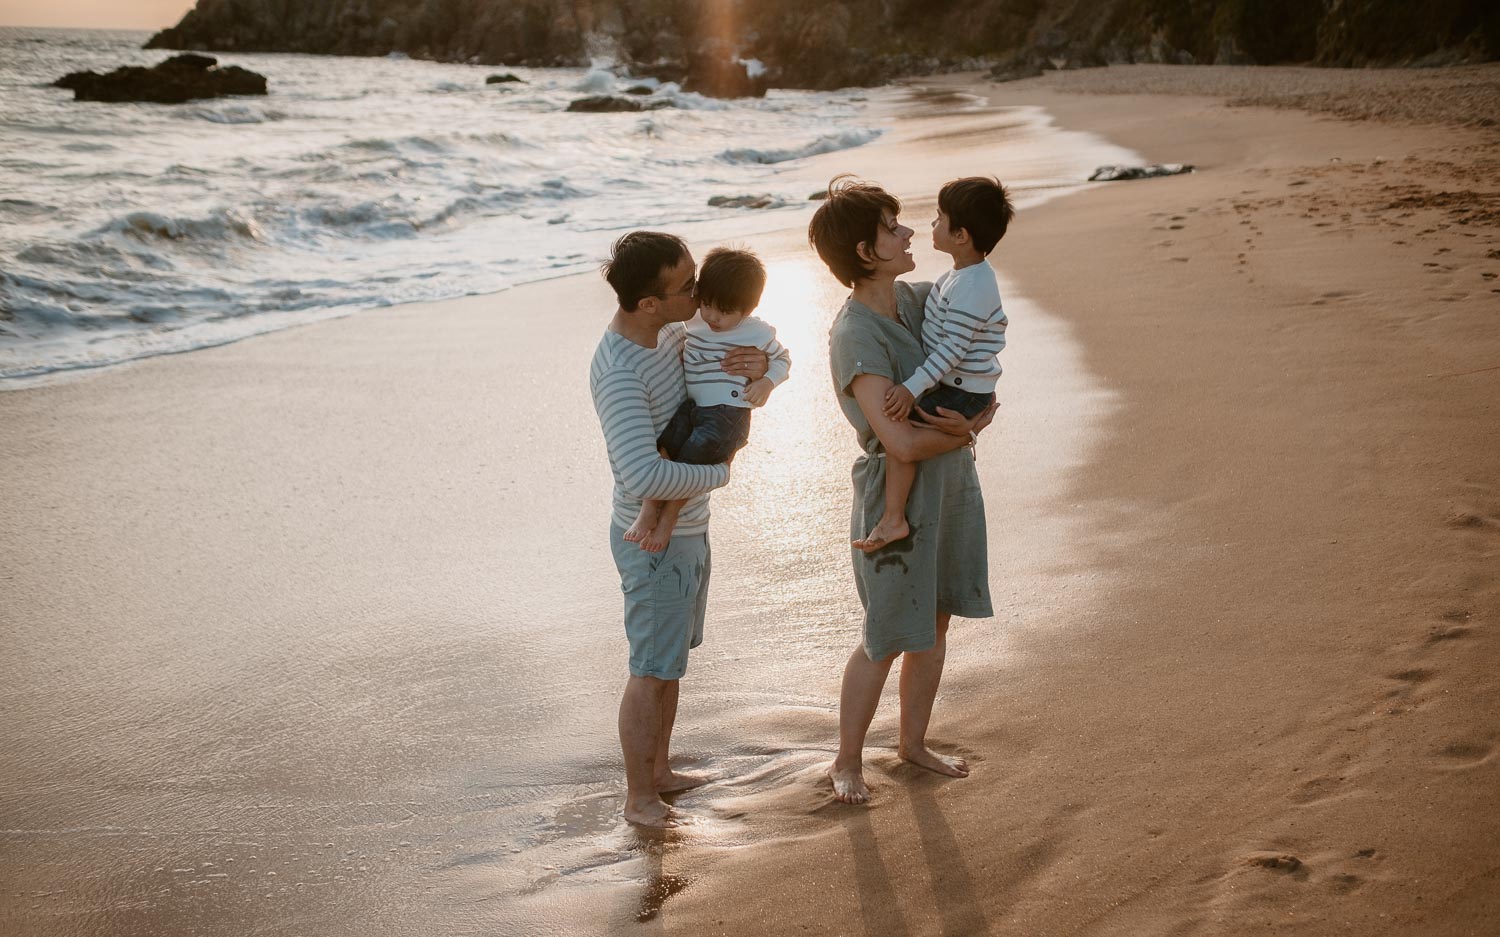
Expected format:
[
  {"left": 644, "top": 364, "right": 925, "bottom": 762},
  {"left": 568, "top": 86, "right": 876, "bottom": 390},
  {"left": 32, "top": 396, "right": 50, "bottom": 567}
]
[
  {"left": 4, "top": 65, "right": 1500, "bottom": 935},
  {"left": 656, "top": 67, "right": 1500, "bottom": 935}
]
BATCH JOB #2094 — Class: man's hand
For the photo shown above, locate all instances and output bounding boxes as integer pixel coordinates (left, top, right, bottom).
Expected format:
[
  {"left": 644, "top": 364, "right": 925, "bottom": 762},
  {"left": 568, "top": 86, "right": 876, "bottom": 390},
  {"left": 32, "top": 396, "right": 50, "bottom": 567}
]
[
  {"left": 882, "top": 385, "right": 916, "bottom": 421},
  {"left": 743, "top": 377, "right": 773, "bottom": 407},
  {"left": 722, "top": 346, "right": 770, "bottom": 382}
]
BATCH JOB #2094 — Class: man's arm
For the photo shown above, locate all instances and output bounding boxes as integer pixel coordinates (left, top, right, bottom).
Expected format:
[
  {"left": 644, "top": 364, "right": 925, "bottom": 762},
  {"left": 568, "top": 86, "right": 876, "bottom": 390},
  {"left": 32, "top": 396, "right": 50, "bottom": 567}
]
[{"left": 594, "top": 368, "right": 728, "bottom": 501}]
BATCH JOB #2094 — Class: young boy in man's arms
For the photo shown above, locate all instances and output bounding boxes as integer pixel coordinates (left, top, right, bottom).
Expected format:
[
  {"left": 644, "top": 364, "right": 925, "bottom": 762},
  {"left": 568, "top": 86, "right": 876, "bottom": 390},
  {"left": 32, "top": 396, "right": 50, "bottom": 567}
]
[
  {"left": 855, "top": 176, "right": 1014, "bottom": 552},
  {"left": 626, "top": 247, "right": 792, "bottom": 552}
]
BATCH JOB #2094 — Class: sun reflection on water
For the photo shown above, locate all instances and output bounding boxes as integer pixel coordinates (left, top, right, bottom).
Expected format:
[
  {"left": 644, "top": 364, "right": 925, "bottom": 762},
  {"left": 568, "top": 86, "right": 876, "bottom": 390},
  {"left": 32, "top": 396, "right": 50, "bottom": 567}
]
[{"left": 717, "top": 254, "right": 856, "bottom": 581}]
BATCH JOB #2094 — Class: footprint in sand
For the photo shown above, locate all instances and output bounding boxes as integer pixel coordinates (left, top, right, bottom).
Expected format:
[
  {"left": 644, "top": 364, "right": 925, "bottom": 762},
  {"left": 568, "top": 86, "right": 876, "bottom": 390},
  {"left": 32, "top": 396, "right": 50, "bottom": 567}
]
[
  {"left": 1244, "top": 851, "right": 1309, "bottom": 879},
  {"left": 1427, "top": 624, "right": 1472, "bottom": 643},
  {"left": 1437, "top": 740, "right": 1495, "bottom": 769},
  {"left": 1388, "top": 667, "right": 1435, "bottom": 684},
  {"left": 1289, "top": 775, "right": 1350, "bottom": 805}
]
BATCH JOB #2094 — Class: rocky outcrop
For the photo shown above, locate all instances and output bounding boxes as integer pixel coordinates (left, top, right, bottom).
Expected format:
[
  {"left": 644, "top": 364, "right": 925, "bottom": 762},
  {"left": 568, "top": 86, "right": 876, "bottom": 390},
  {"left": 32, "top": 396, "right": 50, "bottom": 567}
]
[
  {"left": 54, "top": 53, "right": 267, "bottom": 103},
  {"left": 144, "top": 1, "right": 1498, "bottom": 95}
]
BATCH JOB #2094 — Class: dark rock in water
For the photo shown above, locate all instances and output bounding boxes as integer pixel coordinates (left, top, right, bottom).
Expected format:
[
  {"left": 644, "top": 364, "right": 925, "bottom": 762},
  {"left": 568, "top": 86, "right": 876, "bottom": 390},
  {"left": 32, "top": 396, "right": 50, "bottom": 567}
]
[
  {"left": 623, "top": 84, "right": 655, "bottom": 95},
  {"left": 1088, "top": 164, "right": 1195, "bottom": 182},
  {"left": 163, "top": 52, "right": 219, "bottom": 69},
  {"left": 566, "top": 95, "right": 669, "bottom": 113},
  {"left": 54, "top": 55, "right": 267, "bottom": 103},
  {"left": 809, "top": 191, "right": 830, "bottom": 201},
  {"left": 485, "top": 73, "right": 524, "bottom": 84},
  {"left": 708, "top": 194, "right": 785, "bottom": 210}
]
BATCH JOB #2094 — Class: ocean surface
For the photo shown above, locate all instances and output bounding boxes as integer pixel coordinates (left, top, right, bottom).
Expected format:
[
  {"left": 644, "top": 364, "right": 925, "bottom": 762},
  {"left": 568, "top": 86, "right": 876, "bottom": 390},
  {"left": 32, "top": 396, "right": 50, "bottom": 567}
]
[{"left": 0, "top": 27, "right": 886, "bottom": 381}]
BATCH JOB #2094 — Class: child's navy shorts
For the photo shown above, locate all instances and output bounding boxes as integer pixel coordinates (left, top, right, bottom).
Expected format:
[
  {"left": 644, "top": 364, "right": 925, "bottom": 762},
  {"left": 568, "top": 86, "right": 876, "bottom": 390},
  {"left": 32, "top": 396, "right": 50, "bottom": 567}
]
[
  {"left": 910, "top": 384, "right": 995, "bottom": 422},
  {"left": 657, "top": 399, "right": 752, "bottom": 465}
]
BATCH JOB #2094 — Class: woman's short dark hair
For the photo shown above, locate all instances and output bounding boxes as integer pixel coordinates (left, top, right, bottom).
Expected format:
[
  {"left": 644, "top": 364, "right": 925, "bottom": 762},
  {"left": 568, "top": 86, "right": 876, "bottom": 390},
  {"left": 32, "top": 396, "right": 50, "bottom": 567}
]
[
  {"left": 696, "top": 247, "right": 766, "bottom": 313},
  {"left": 602, "top": 231, "right": 689, "bottom": 311},
  {"left": 938, "top": 177, "right": 1014, "bottom": 255},
  {"left": 808, "top": 175, "right": 901, "bottom": 288}
]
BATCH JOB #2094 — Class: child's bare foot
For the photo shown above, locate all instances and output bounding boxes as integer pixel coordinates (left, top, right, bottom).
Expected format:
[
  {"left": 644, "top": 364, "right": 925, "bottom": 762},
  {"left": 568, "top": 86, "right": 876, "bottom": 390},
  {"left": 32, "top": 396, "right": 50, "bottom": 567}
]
[
  {"left": 655, "top": 769, "right": 709, "bottom": 793},
  {"left": 623, "top": 515, "right": 653, "bottom": 544},
  {"left": 639, "top": 527, "right": 671, "bottom": 553},
  {"left": 623, "top": 794, "right": 683, "bottom": 829},
  {"left": 826, "top": 761, "right": 871, "bottom": 804},
  {"left": 853, "top": 516, "right": 909, "bottom": 553},
  {"left": 897, "top": 743, "right": 970, "bottom": 778}
]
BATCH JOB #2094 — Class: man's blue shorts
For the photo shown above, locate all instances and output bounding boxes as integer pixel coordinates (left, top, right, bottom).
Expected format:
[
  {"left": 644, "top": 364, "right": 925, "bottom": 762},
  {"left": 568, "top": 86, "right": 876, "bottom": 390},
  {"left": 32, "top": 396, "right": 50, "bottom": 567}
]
[{"left": 609, "top": 524, "right": 711, "bottom": 680}]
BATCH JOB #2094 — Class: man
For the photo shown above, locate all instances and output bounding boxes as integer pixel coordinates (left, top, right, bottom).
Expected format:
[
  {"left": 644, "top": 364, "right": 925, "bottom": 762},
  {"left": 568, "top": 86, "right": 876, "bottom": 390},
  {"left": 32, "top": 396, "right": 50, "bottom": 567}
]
[{"left": 589, "top": 231, "right": 768, "bottom": 828}]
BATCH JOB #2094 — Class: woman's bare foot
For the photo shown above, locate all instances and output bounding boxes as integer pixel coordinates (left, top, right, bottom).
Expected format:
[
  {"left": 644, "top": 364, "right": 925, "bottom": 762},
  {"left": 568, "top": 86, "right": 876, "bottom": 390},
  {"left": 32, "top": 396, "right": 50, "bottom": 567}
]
[
  {"left": 623, "top": 794, "right": 682, "bottom": 829},
  {"left": 853, "top": 516, "right": 909, "bottom": 553},
  {"left": 898, "top": 743, "right": 969, "bottom": 778},
  {"left": 655, "top": 769, "right": 709, "bottom": 794},
  {"left": 826, "top": 761, "right": 871, "bottom": 804}
]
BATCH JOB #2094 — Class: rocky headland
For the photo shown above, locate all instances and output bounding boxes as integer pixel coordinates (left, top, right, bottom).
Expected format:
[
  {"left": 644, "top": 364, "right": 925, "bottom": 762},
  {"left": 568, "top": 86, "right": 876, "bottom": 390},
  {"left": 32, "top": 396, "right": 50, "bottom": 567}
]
[{"left": 144, "top": 1, "right": 1498, "bottom": 96}]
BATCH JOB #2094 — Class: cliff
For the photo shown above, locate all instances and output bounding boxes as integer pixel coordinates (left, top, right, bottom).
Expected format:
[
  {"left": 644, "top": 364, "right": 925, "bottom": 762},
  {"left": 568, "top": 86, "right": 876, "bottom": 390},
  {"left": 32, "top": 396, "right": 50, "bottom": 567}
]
[{"left": 145, "top": 1, "right": 1499, "bottom": 93}]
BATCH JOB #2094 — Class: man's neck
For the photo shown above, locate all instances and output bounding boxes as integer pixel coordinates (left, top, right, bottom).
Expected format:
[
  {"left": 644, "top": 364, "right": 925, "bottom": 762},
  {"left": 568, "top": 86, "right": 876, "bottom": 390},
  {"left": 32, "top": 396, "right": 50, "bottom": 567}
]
[{"left": 609, "top": 308, "right": 668, "bottom": 348}]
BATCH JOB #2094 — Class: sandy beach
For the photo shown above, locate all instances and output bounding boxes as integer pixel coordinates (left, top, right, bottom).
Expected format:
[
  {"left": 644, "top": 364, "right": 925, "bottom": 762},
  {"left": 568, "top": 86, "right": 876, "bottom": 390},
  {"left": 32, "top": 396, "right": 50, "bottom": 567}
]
[{"left": 4, "top": 64, "right": 1499, "bottom": 935}]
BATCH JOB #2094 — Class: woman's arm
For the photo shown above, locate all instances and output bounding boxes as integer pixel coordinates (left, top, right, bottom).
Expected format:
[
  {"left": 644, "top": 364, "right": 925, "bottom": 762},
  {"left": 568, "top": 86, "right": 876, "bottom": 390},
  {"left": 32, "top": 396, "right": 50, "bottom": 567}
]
[{"left": 851, "top": 373, "right": 994, "bottom": 463}]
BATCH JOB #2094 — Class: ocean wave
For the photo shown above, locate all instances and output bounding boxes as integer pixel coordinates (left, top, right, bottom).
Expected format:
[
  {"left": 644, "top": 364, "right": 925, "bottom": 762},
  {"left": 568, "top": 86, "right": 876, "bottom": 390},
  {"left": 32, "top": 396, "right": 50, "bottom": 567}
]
[
  {"left": 95, "top": 209, "right": 266, "bottom": 244},
  {"left": 341, "top": 135, "right": 454, "bottom": 155},
  {"left": 718, "top": 128, "right": 882, "bottom": 164},
  {"left": 176, "top": 104, "right": 288, "bottom": 124}
]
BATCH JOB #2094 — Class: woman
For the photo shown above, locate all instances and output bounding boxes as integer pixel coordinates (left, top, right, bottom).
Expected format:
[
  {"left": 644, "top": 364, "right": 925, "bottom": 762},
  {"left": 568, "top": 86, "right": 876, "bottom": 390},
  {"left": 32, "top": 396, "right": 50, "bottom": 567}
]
[{"left": 808, "top": 176, "right": 997, "bottom": 804}]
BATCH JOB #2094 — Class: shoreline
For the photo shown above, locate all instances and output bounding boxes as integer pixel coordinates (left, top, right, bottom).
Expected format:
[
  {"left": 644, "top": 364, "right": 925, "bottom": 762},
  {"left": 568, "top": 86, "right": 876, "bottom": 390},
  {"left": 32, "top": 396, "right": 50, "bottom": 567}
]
[{"left": 3, "top": 64, "right": 1498, "bottom": 935}]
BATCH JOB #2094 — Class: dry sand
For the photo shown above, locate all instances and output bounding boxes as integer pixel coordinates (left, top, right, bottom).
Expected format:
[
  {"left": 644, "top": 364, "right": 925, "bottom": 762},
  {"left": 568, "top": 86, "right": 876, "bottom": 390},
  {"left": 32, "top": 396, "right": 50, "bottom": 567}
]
[
  {"left": 3, "top": 64, "right": 1498, "bottom": 936},
  {"left": 652, "top": 68, "right": 1500, "bottom": 935}
]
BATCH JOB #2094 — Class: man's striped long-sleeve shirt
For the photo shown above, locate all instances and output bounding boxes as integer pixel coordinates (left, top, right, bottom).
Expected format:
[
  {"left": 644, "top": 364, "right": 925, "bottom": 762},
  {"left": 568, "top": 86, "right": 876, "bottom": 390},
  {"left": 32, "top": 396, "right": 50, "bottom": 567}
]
[
  {"left": 590, "top": 322, "right": 728, "bottom": 535},
  {"left": 901, "top": 261, "right": 1008, "bottom": 398}
]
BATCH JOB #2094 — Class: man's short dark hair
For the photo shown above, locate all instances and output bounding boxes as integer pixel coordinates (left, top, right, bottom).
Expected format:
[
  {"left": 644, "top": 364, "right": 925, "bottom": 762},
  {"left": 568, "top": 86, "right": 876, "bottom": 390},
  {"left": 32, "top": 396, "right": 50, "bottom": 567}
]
[
  {"left": 696, "top": 247, "right": 766, "bottom": 313},
  {"left": 602, "top": 231, "right": 689, "bottom": 312},
  {"left": 938, "top": 177, "right": 1015, "bottom": 255},
  {"left": 808, "top": 175, "right": 902, "bottom": 288}
]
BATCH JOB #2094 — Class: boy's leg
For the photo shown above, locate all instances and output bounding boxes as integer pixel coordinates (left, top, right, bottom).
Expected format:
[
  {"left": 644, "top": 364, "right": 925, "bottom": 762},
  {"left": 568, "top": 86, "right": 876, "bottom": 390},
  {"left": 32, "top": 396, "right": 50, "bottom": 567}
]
[
  {"left": 854, "top": 457, "right": 914, "bottom": 553},
  {"left": 639, "top": 406, "right": 749, "bottom": 553},
  {"left": 629, "top": 399, "right": 698, "bottom": 544}
]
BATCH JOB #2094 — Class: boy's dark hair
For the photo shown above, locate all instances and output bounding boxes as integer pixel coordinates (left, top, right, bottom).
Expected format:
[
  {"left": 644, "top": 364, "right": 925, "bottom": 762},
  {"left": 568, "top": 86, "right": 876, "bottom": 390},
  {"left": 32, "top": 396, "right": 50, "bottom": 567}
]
[
  {"left": 808, "top": 174, "right": 902, "bottom": 288},
  {"left": 602, "top": 230, "right": 689, "bottom": 312},
  {"left": 695, "top": 247, "right": 766, "bottom": 313},
  {"left": 938, "top": 176, "right": 1015, "bottom": 255}
]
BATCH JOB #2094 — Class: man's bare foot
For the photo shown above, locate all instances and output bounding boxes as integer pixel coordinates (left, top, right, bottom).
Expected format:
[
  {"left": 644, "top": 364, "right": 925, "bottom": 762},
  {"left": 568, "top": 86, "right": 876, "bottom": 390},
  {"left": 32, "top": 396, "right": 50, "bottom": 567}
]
[
  {"left": 655, "top": 769, "right": 709, "bottom": 794},
  {"left": 639, "top": 526, "right": 672, "bottom": 553},
  {"left": 623, "top": 794, "right": 682, "bottom": 829},
  {"left": 898, "top": 743, "right": 970, "bottom": 778},
  {"left": 853, "top": 516, "right": 909, "bottom": 553},
  {"left": 826, "top": 762, "right": 871, "bottom": 805}
]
